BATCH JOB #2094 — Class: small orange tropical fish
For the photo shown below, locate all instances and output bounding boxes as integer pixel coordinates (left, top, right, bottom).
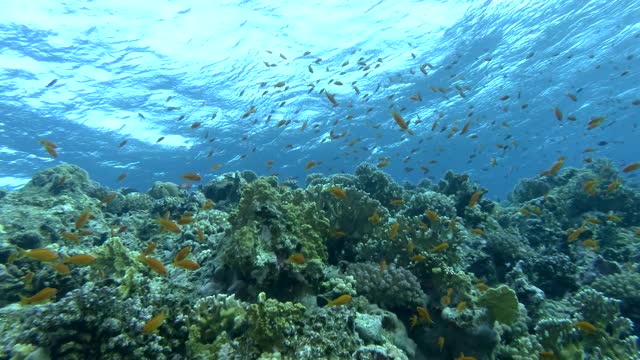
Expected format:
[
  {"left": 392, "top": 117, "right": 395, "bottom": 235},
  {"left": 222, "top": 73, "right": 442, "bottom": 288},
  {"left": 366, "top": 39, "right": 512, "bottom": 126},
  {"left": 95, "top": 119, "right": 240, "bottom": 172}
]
[
  {"left": 391, "top": 111, "right": 414, "bottom": 135},
  {"left": 325, "top": 92, "right": 338, "bottom": 106},
  {"left": 20, "top": 287, "right": 58, "bottom": 305},
  {"left": 182, "top": 173, "right": 201, "bottom": 181},
  {"left": 425, "top": 210, "right": 439, "bottom": 224},
  {"left": 210, "top": 163, "right": 222, "bottom": 171},
  {"left": 143, "top": 242, "right": 157, "bottom": 256},
  {"left": 553, "top": 106, "right": 563, "bottom": 121},
  {"left": 100, "top": 193, "right": 117, "bottom": 204},
  {"left": 567, "top": 225, "right": 586, "bottom": 242},
  {"left": 583, "top": 179, "right": 598, "bottom": 196},
  {"left": 288, "top": 253, "right": 305, "bottom": 264},
  {"left": 19, "top": 248, "right": 58, "bottom": 262},
  {"left": 75, "top": 208, "right": 91, "bottom": 229},
  {"left": 39, "top": 140, "right": 59, "bottom": 158},
  {"left": 388, "top": 223, "right": 399, "bottom": 239},
  {"left": 606, "top": 179, "right": 621, "bottom": 193},
  {"left": 64, "top": 254, "right": 96, "bottom": 266},
  {"left": 326, "top": 294, "right": 352, "bottom": 306},
  {"left": 548, "top": 156, "right": 565, "bottom": 175},
  {"left": 369, "top": 211, "right": 380, "bottom": 225},
  {"left": 623, "top": 162, "right": 640, "bottom": 173},
  {"left": 573, "top": 321, "right": 597, "bottom": 333},
  {"left": 202, "top": 199, "right": 214, "bottom": 210},
  {"left": 379, "top": 259, "right": 387, "bottom": 272},
  {"left": 416, "top": 306, "right": 433, "bottom": 324},
  {"left": 142, "top": 313, "right": 166, "bottom": 334},
  {"left": 52, "top": 262, "right": 70, "bottom": 275},
  {"left": 116, "top": 172, "right": 128, "bottom": 181},
  {"left": 468, "top": 190, "right": 482, "bottom": 207},
  {"left": 140, "top": 256, "right": 167, "bottom": 276},
  {"left": 61, "top": 231, "right": 80, "bottom": 243},
  {"left": 437, "top": 336, "right": 445, "bottom": 352},
  {"left": 173, "top": 246, "right": 192, "bottom": 263},
  {"left": 305, "top": 161, "right": 316, "bottom": 170},
  {"left": 328, "top": 187, "right": 347, "bottom": 199},
  {"left": 157, "top": 212, "right": 181, "bottom": 234},
  {"left": 587, "top": 116, "right": 606, "bottom": 130},
  {"left": 432, "top": 243, "right": 449, "bottom": 252},
  {"left": 174, "top": 259, "right": 200, "bottom": 270}
]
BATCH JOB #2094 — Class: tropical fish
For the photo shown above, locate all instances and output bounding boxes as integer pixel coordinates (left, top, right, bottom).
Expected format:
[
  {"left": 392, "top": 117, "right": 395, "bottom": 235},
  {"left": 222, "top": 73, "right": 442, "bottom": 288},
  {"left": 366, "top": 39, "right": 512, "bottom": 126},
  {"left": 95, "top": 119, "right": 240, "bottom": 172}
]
[
  {"left": 328, "top": 187, "right": 347, "bottom": 199},
  {"left": 288, "top": 253, "right": 305, "bottom": 264},
  {"left": 142, "top": 313, "right": 167, "bottom": 334},
  {"left": 20, "top": 287, "right": 58, "bottom": 305},
  {"left": 182, "top": 173, "right": 201, "bottom": 181},
  {"left": 326, "top": 294, "right": 352, "bottom": 306},
  {"left": 623, "top": 162, "right": 640, "bottom": 173},
  {"left": 64, "top": 254, "right": 96, "bottom": 266}
]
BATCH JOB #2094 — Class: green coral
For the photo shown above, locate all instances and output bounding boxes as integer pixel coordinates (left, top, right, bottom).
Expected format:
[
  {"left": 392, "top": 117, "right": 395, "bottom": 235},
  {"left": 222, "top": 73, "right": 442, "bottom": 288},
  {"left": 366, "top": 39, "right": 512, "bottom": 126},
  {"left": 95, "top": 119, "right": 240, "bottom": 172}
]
[
  {"left": 478, "top": 285, "right": 519, "bottom": 325},
  {"left": 187, "top": 294, "right": 248, "bottom": 359},
  {"left": 222, "top": 178, "right": 329, "bottom": 278},
  {"left": 246, "top": 292, "right": 306, "bottom": 351}
]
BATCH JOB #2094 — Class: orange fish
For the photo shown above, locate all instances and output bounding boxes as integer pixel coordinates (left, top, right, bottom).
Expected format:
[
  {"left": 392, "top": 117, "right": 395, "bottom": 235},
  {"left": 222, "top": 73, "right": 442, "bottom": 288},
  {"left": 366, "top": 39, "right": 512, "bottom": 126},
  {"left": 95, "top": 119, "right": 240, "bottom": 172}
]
[
  {"left": 553, "top": 106, "right": 563, "bottom": 121},
  {"left": 548, "top": 156, "right": 565, "bottom": 175},
  {"left": 174, "top": 259, "right": 200, "bottom": 270},
  {"left": 64, "top": 254, "right": 96, "bottom": 266},
  {"left": 202, "top": 199, "right": 214, "bottom": 210},
  {"left": 623, "top": 162, "right": 640, "bottom": 173},
  {"left": 325, "top": 92, "right": 338, "bottom": 106},
  {"left": 116, "top": 172, "right": 128, "bottom": 181},
  {"left": 61, "top": 231, "right": 80, "bottom": 243},
  {"left": 52, "top": 262, "right": 70, "bottom": 275},
  {"left": 567, "top": 225, "right": 585, "bottom": 242},
  {"left": 19, "top": 248, "right": 58, "bottom": 262},
  {"left": 140, "top": 256, "right": 167, "bottom": 276},
  {"left": 75, "top": 208, "right": 91, "bottom": 229},
  {"left": 142, "top": 313, "right": 166, "bottom": 334},
  {"left": 573, "top": 321, "right": 597, "bottom": 333},
  {"left": 190, "top": 121, "right": 202, "bottom": 129},
  {"left": 583, "top": 179, "right": 598, "bottom": 196},
  {"left": 425, "top": 210, "right": 439, "bottom": 224},
  {"left": 460, "top": 120, "right": 471, "bottom": 135},
  {"left": 432, "top": 243, "right": 449, "bottom": 252},
  {"left": 143, "top": 242, "right": 157, "bottom": 256},
  {"left": 20, "top": 287, "right": 58, "bottom": 305},
  {"left": 587, "top": 116, "right": 606, "bottom": 130},
  {"left": 100, "top": 193, "right": 117, "bottom": 204},
  {"left": 388, "top": 223, "right": 399, "bottom": 239},
  {"left": 39, "top": 140, "right": 59, "bottom": 158},
  {"left": 288, "top": 253, "right": 305, "bottom": 264},
  {"left": 416, "top": 306, "right": 433, "bottom": 324},
  {"left": 305, "top": 161, "right": 316, "bottom": 170},
  {"left": 157, "top": 212, "right": 181, "bottom": 234},
  {"left": 369, "top": 211, "right": 380, "bottom": 225},
  {"left": 391, "top": 111, "right": 414, "bottom": 135},
  {"left": 607, "top": 179, "right": 621, "bottom": 193},
  {"left": 468, "top": 190, "right": 482, "bottom": 207},
  {"left": 328, "top": 187, "right": 347, "bottom": 199},
  {"left": 182, "top": 173, "right": 201, "bottom": 181},
  {"left": 326, "top": 294, "right": 352, "bottom": 306},
  {"left": 173, "top": 246, "right": 192, "bottom": 263}
]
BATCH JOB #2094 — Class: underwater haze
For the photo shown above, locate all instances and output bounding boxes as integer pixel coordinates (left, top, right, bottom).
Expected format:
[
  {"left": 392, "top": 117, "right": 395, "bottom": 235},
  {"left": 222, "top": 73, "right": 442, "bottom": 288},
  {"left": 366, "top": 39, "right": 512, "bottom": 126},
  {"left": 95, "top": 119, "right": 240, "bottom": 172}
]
[
  {"left": 0, "top": 0, "right": 637, "bottom": 196},
  {"left": 1, "top": 1, "right": 640, "bottom": 359}
]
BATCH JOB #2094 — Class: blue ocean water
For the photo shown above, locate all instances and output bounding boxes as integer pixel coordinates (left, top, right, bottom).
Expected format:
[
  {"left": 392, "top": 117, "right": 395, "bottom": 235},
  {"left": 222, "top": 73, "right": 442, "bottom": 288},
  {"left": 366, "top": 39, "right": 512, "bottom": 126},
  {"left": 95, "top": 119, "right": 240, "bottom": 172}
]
[{"left": 0, "top": 0, "right": 638, "bottom": 199}]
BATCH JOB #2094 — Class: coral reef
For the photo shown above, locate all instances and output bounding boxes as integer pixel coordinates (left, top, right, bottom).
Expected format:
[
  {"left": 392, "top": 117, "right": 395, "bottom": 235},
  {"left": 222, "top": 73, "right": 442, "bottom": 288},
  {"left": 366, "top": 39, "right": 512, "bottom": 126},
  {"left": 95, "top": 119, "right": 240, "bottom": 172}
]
[{"left": 0, "top": 159, "right": 638, "bottom": 359}]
